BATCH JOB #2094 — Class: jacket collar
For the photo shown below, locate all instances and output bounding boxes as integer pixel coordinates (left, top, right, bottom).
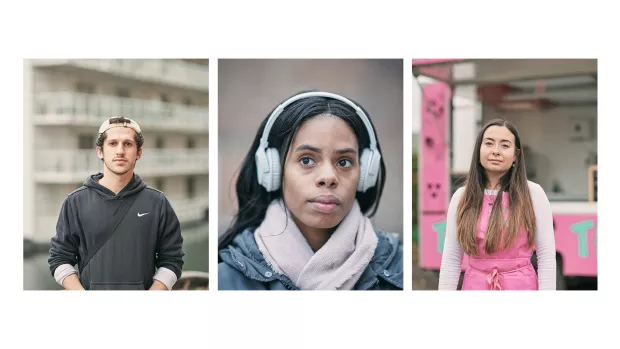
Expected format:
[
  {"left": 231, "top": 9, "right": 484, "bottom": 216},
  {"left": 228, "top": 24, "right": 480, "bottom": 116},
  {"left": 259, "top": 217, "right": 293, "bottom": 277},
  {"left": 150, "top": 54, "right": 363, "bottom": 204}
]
[{"left": 219, "top": 228, "right": 403, "bottom": 290}]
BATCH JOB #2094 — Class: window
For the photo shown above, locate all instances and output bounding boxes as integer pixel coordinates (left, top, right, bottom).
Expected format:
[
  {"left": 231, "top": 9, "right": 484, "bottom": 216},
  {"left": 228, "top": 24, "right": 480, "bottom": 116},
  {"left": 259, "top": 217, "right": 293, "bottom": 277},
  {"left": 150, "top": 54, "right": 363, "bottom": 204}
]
[
  {"left": 76, "top": 82, "right": 95, "bottom": 94},
  {"left": 186, "top": 176, "right": 196, "bottom": 199},
  {"left": 155, "top": 136, "right": 165, "bottom": 149},
  {"left": 154, "top": 178, "right": 164, "bottom": 191},
  {"left": 75, "top": 82, "right": 95, "bottom": 114},
  {"left": 187, "top": 137, "right": 196, "bottom": 149},
  {"left": 78, "top": 135, "right": 94, "bottom": 149},
  {"left": 116, "top": 87, "right": 130, "bottom": 98},
  {"left": 160, "top": 93, "right": 172, "bottom": 117},
  {"left": 116, "top": 87, "right": 131, "bottom": 117}
]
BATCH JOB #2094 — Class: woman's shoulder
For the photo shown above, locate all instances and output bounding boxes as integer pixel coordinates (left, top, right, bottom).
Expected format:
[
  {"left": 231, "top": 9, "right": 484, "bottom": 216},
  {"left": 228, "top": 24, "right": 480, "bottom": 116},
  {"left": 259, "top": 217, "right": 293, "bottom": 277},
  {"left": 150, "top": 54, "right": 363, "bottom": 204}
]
[
  {"left": 449, "top": 186, "right": 466, "bottom": 204},
  {"left": 371, "top": 231, "right": 403, "bottom": 289},
  {"left": 373, "top": 231, "right": 403, "bottom": 265},
  {"left": 375, "top": 230, "right": 400, "bottom": 243},
  {"left": 218, "top": 262, "right": 268, "bottom": 290},
  {"left": 526, "top": 180, "right": 547, "bottom": 198},
  {"left": 526, "top": 180, "right": 551, "bottom": 208},
  {"left": 527, "top": 180, "right": 543, "bottom": 192}
]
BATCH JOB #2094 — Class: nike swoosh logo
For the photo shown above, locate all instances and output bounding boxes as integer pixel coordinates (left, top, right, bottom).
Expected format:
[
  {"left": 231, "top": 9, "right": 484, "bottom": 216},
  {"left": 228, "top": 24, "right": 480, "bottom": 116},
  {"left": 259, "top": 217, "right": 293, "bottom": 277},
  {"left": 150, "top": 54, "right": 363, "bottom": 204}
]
[{"left": 137, "top": 212, "right": 150, "bottom": 217}]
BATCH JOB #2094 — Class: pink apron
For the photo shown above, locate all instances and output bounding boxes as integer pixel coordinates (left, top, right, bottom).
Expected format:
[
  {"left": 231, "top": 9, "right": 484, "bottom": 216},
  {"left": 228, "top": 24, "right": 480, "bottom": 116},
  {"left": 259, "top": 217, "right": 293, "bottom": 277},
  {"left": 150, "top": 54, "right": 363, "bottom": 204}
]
[{"left": 461, "top": 192, "right": 538, "bottom": 291}]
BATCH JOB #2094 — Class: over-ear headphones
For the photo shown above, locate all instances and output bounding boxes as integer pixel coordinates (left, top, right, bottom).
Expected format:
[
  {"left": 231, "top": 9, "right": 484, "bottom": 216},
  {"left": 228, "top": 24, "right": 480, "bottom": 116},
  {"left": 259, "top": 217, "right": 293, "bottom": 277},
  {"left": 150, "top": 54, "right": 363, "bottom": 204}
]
[{"left": 254, "top": 91, "right": 382, "bottom": 193}]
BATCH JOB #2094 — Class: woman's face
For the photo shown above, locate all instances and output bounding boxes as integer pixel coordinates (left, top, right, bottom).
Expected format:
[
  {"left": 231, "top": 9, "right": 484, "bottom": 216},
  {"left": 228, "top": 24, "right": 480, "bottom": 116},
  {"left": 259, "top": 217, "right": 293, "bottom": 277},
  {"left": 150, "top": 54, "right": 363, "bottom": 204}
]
[
  {"left": 282, "top": 114, "right": 360, "bottom": 232},
  {"left": 479, "top": 125, "right": 517, "bottom": 175}
]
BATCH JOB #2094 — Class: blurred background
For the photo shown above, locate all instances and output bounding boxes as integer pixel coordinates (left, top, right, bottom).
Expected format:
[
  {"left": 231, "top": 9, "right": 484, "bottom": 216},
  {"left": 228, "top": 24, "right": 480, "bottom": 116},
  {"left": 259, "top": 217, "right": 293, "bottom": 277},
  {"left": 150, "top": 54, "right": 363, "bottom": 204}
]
[
  {"left": 23, "top": 59, "right": 210, "bottom": 290},
  {"left": 218, "top": 59, "right": 404, "bottom": 241},
  {"left": 411, "top": 59, "right": 598, "bottom": 290}
]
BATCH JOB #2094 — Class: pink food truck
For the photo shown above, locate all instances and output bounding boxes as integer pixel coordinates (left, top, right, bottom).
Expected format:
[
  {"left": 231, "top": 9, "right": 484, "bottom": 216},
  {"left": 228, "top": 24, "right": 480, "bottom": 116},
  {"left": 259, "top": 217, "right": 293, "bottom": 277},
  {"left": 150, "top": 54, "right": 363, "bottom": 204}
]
[{"left": 414, "top": 59, "right": 598, "bottom": 289}]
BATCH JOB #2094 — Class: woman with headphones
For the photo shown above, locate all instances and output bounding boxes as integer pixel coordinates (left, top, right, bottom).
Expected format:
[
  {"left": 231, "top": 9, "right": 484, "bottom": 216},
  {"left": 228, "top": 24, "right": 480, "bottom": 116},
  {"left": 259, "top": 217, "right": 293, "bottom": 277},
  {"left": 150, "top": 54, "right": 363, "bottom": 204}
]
[{"left": 218, "top": 91, "right": 403, "bottom": 290}]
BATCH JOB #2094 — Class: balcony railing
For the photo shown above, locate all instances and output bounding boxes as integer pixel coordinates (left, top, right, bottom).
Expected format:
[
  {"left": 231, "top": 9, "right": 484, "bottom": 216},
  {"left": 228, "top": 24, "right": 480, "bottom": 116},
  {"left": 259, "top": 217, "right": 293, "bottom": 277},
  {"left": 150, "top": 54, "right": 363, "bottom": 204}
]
[
  {"left": 32, "top": 59, "right": 209, "bottom": 91},
  {"left": 35, "top": 149, "right": 208, "bottom": 183},
  {"left": 34, "top": 92, "right": 208, "bottom": 133},
  {"left": 35, "top": 197, "right": 207, "bottom": 241},
  {"left": 169, "top": 197, "right": 209, "bottom": 224}
]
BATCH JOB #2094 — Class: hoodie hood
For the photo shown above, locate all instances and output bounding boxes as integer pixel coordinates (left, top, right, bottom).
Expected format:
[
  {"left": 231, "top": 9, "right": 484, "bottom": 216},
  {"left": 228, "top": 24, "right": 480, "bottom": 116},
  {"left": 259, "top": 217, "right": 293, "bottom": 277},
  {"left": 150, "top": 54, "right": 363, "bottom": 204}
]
[{"left": 84, "top": 172, "right": 147, "bottom": 200}]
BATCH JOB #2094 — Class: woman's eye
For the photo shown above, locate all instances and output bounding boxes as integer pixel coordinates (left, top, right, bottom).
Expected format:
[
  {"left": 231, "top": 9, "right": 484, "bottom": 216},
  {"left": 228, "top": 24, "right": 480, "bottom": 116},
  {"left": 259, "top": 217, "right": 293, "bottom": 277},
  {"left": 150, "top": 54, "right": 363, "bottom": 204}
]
[
  {"left": 337, "top": 159, "right": 352, "bottom": 168},
  {"left": 502, "top": 144, "right": 509, "bottom": 148},
  {"left": 300, "top": 157, "right": 315, "bottom": 166}
]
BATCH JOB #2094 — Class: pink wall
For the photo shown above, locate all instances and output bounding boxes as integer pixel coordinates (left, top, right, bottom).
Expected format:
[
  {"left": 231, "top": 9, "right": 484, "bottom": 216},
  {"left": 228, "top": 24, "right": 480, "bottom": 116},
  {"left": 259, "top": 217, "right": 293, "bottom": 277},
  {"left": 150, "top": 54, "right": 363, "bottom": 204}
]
[
  {"left": 420, "top": 83, "right": 451, "bottom": 269},
  {"left": 554, "top": 214, "right": 597, "bottom": 276},
  {"left": 412, "top": 59, "right": 466, "bottom": 66}
]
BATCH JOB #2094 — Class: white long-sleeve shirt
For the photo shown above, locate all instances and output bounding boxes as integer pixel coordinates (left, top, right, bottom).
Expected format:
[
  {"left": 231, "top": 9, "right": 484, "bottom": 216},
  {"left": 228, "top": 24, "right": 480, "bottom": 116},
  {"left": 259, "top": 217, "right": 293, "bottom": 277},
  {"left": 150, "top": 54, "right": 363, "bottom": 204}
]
[{"left": 438, "top": 181, "right": 556, "bottom": 290}]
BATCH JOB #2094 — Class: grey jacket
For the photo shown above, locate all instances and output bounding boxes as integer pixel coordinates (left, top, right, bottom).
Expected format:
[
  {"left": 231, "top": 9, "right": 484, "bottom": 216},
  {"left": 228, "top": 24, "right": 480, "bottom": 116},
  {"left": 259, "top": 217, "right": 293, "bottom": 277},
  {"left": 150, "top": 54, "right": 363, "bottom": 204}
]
[{"left": 219, "top": 228, "right": 403, "bottom": 290}]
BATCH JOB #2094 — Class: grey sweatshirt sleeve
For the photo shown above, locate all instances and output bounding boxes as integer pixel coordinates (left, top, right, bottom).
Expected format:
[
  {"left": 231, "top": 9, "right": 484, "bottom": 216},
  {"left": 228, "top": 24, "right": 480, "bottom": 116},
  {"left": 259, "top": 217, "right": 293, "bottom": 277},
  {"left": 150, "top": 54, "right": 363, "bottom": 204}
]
[
  {"left": 48, "top": 198, "right": 80, "bottom": 276},
  {"left": 155, "top": 196, "right": 185, "bottom": 280}
]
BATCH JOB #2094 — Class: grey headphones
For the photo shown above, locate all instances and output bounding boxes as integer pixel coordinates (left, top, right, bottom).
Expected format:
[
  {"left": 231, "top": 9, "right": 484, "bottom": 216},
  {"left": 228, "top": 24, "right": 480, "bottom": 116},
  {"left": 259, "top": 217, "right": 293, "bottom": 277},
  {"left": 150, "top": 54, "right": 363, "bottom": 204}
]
[{"left": 254, "top": 91, "right": 382, "bottom": 193}]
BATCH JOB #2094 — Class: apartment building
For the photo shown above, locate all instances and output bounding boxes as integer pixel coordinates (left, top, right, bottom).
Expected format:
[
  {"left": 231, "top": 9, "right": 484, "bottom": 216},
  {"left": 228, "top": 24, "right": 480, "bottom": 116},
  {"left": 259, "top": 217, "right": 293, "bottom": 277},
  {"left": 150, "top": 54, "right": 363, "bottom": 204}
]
[{"left": 23, "top": 59, "right": 209, "bottom": 243}]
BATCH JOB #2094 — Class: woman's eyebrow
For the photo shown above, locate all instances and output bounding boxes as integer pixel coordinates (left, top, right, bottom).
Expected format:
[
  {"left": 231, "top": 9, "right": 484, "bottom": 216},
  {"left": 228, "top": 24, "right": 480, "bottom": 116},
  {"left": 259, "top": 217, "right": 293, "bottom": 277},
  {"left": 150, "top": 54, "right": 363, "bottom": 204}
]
[
  {"left": 335, "top": 148, "right": 357, "bottom": 155},
  {"left": 295, "top": 144, "right": 322, "bottom": 153},
  {"left": 484, "top": 137, "right": 512, "bottom": 144}
]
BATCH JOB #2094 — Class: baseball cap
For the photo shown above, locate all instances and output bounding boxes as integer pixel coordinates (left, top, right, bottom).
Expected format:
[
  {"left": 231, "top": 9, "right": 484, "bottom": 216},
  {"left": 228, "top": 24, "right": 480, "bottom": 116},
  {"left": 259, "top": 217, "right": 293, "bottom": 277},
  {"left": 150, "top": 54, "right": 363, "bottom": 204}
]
[{"left": 98, "top": 116, "right": 142, "bottom": 135}]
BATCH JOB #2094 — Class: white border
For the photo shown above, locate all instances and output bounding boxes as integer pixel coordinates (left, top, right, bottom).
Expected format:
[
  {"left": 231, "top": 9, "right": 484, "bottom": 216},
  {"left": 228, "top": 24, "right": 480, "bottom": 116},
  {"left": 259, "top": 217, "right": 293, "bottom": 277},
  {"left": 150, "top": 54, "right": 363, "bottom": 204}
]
[
  {"left": 5, "top": 0, "right": 617, "bottom": 348},
  {"left": 208, "top": 58, "right": 219, "bottom": 292}
]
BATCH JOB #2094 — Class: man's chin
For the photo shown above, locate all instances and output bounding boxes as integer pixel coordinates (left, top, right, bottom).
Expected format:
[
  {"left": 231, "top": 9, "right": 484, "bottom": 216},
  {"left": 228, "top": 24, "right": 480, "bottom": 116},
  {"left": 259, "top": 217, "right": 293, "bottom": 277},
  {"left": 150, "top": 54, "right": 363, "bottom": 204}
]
[{"left": 105, "top": 162, "right": 134, "bottom": 176}]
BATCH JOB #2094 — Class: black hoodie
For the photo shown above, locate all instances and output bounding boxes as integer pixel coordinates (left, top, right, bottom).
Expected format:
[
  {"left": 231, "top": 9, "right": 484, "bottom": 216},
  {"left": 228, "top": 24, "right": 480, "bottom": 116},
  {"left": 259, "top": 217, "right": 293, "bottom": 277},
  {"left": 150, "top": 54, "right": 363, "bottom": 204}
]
[{"left": 48, "top": 173, "right": 184, "bottom": 290}]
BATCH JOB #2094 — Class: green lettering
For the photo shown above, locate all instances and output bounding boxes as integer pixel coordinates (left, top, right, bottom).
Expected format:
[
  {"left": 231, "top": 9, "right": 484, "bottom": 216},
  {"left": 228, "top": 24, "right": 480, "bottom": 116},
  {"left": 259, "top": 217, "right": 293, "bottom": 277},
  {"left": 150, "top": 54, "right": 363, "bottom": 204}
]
[
  {"left": 432, "top": 221, "right": 447, "bottom": 253},
  {"left": 595, "top": 226, "right": 597, "bottom": 254},
  {"left": 570, "top": 220, "right": 594, "bottom": 258}
]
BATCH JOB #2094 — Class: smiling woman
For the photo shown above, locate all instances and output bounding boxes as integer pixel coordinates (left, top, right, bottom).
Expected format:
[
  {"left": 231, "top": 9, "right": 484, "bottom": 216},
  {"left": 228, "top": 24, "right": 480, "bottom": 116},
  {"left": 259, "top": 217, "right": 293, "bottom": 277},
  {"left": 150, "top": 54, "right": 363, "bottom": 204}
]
[{"left": 217, "top": 90, "right": 403, "bottom": 291}]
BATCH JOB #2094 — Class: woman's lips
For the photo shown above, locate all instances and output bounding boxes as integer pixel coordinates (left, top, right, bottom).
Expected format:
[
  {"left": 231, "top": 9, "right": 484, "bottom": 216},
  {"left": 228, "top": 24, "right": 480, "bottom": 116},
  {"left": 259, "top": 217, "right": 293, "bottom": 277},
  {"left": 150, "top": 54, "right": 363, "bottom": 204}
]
[
  {"left": 309, "top": 201, "right": 339, "bottom": 213},
  {"left": 309, "top": 195, "right": 341, "bottom": 213}
]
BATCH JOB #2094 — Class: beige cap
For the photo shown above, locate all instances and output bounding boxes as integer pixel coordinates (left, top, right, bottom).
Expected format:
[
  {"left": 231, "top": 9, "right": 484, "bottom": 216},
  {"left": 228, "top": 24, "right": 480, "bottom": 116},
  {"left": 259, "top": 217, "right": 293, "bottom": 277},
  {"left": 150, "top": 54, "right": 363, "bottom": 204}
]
[{"left": 98, "top": 116, "right": 142, "bottom": 135}]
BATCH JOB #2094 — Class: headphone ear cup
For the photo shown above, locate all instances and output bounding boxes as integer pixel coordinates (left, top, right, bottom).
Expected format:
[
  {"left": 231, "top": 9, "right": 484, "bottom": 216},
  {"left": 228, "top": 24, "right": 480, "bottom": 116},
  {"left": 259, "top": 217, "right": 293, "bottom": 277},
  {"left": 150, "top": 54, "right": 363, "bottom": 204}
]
[
  {"left": 358, "top": 148, "right": 370, "bottom": 192},
  {"left": 358, "top": 148, "right": 380, "bottom": 192},
  {"left": 265, "top": 148, "right": 281, "bottom": 192},
  {"left": 255, "top": 148, "right": 268, "bottom": 190}
]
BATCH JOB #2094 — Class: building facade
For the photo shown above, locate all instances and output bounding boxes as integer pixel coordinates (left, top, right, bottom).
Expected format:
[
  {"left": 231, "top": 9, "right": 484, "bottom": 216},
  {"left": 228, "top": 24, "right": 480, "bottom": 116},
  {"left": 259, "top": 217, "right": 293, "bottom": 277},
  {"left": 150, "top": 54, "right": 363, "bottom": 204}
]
[{"left": 24, "top": 59, "right": 209, "bottom": 243}]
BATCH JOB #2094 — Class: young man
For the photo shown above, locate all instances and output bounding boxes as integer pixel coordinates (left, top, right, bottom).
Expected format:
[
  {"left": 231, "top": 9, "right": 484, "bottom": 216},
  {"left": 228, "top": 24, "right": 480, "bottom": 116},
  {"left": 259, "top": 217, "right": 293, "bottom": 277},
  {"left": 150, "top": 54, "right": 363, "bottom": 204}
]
[{"left": 48, "top": 116, "right": 184, "bottom": 290}]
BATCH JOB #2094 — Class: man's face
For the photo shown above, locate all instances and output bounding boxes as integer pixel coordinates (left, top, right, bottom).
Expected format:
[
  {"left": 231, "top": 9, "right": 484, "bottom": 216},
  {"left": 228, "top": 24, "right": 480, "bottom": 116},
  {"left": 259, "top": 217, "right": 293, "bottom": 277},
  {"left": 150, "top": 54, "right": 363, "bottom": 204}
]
[{"left": 96, "top": 127, "right": 142, "bottom": 176}]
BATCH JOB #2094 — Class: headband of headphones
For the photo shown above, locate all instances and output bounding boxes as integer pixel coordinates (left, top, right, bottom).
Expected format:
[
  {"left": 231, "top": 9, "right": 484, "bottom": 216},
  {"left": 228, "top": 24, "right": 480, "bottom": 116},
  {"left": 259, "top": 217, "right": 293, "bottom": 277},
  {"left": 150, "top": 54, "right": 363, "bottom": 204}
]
[{"left": 258, "top": 91, "right": 378, "bottom": 152}]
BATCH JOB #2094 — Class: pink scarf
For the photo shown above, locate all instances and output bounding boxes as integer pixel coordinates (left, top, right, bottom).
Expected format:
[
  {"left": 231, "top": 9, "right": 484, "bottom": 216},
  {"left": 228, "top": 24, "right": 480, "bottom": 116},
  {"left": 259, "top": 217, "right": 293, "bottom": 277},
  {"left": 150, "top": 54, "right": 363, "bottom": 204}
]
[{"left": 254, "top": 199, "right": 378, "bottom": 290}]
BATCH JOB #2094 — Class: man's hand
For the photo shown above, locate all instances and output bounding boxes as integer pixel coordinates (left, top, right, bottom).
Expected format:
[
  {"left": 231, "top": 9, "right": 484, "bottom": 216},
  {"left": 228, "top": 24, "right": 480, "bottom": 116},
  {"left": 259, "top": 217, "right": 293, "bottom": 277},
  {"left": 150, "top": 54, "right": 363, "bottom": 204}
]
[
  {"left": 149, "top": 280, "right": 169, "bottom": 291},
  {"left": 62, "top": 274, "right": 85, "bottom": 290}
]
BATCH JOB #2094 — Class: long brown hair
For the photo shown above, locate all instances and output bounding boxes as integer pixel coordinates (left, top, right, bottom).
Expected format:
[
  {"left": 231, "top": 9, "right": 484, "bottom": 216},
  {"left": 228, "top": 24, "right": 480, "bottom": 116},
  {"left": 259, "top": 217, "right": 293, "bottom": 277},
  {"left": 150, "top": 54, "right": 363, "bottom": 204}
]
[{"left": 456, "top": 118, "right": 536, "bottom": 256}]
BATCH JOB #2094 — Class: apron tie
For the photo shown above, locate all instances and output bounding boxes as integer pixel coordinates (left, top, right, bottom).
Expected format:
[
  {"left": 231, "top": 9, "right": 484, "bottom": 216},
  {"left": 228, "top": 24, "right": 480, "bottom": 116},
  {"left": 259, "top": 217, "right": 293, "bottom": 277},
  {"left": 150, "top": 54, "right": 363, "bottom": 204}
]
[{"left": 486, "top": 268, "right": 502, "bottom": 290}]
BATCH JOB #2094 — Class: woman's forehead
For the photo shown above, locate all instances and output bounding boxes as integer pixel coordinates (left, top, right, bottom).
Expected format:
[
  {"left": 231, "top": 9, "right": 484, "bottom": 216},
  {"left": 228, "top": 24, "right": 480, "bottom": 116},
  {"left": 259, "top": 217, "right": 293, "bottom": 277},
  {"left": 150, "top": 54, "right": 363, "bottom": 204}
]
[
  {"left": 483, "top": 125, "right": 514, "bottom": 141},
  {"left": 290, "top": 115, "right": 358, "bottom": 148}
]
